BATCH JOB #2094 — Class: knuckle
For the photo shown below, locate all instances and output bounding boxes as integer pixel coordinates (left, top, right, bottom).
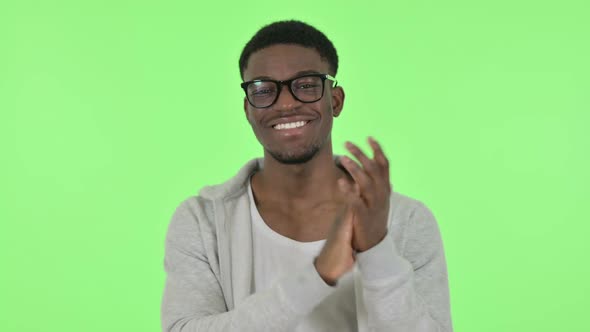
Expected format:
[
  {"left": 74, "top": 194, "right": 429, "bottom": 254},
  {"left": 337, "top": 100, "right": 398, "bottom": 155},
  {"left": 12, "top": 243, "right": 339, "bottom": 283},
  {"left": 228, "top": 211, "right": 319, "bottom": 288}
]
[{"left": 367, "top": 163, "right": 379, "bottom": 173}]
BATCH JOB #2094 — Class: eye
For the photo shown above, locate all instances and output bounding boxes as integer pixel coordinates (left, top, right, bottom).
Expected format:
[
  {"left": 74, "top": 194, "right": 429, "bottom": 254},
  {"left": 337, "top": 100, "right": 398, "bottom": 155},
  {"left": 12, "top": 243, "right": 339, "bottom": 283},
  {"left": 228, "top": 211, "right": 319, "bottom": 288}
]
[
  {"left": 293, "top": 76, "right": 323, "bottom": 90},
  {"left": 251, "top": 88, "right": 275, "bottom": 96},
  {"left": 296, "top": 83, "right": 320, "bottom": 89}
]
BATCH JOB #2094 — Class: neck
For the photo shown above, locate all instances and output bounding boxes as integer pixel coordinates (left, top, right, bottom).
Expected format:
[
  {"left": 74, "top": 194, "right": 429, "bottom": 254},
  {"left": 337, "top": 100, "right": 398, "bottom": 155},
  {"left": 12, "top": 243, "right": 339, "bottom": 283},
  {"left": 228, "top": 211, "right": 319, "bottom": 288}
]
[{"left": 253, "top": 141, "right": 345, "bottom": 204}]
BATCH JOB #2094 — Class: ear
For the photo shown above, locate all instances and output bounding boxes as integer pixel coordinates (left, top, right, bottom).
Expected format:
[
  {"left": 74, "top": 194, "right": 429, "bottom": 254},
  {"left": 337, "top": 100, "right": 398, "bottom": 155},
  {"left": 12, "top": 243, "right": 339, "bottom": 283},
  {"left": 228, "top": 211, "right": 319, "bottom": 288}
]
[
  {"left": 243, "top": 97, "right": 250, "bottom": 120},
  {"left": 331, "top": 86, "right": 345, "bottom": 117}
]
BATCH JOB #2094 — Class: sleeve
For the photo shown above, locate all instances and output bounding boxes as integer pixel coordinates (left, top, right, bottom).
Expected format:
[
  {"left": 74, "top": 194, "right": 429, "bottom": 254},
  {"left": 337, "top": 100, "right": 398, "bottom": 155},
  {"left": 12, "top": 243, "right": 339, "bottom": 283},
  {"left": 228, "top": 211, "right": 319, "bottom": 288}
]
[
  {"left": 355, "top": 201, "right": 453, "bottom": 332},
  {"left": 160, "top": 199, "right": 336, "bottom": 332}
]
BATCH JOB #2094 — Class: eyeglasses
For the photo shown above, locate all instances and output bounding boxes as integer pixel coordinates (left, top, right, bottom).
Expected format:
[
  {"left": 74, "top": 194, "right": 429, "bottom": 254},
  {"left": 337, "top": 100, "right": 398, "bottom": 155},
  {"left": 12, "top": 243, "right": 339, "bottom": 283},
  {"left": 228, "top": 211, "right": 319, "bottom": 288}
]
[{"left": 241, "top": 73, "right": 338, "bottom": 109}]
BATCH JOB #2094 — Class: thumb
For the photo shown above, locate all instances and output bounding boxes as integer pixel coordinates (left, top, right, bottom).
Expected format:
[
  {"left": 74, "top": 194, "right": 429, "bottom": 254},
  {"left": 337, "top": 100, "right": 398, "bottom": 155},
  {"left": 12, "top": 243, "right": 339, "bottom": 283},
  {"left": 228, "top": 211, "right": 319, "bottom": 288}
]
[
  {"left": 333, "top": 204, "right": 354, "bottom": 242},
  {"left": 338, "top": 177, "right": 359, "bottom": 203}
]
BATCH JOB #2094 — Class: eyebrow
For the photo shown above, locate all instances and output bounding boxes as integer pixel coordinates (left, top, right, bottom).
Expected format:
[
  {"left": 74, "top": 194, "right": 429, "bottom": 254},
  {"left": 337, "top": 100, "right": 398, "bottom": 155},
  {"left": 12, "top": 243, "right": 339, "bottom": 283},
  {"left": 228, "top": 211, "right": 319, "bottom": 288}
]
[{"left": 250, "top": 70, "right": 322, "bottom": 81}]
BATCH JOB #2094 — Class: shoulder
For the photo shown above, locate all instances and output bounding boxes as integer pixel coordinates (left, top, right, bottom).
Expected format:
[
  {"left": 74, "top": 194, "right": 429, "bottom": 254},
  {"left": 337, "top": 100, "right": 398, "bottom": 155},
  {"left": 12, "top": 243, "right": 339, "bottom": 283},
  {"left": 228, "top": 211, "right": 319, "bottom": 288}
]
[
  {"left": 389, "top": 191, "right": 434, "bottom": 225},
  {"left": 388, "top": 191, "right": 441, "bottom": 255},
  {"left": 198, "top": 158, "right": 261, "bottom": 200},
  {"left": 165, "top": 157, "right": 261, "bottom": 244},
  {"left": 165, "top": 196, "right": 216, "bottom": 249}
]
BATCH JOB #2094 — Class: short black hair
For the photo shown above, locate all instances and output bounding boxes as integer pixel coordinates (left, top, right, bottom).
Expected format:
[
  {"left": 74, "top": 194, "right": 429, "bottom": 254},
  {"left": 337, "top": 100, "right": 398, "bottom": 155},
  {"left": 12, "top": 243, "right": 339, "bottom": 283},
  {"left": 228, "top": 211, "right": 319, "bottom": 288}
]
[{"left": 239, "top": 20, "right": 339, "bottom": 79}]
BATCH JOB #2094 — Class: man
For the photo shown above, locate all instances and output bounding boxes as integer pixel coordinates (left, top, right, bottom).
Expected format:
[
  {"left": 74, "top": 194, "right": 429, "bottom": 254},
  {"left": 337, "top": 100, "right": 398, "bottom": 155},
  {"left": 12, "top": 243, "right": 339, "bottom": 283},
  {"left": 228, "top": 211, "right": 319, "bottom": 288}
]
[{"left": 161, "top": 20, "right": 452, "bottom": 332}]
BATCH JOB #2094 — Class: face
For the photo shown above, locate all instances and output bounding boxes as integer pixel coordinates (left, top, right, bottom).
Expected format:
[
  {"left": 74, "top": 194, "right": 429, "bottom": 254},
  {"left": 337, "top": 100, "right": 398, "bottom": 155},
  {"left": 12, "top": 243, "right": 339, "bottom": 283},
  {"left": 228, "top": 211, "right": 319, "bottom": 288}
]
[{"left": 242, "top": 44, "right": 345, "bottom": 164}]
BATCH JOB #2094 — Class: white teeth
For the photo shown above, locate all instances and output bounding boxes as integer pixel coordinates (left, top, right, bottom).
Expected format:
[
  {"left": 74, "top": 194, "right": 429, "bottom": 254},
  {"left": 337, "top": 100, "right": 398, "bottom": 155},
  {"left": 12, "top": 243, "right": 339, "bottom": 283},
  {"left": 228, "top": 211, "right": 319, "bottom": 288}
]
[{"left": 274, "top": 121, "right": 307, "bottom": 130}]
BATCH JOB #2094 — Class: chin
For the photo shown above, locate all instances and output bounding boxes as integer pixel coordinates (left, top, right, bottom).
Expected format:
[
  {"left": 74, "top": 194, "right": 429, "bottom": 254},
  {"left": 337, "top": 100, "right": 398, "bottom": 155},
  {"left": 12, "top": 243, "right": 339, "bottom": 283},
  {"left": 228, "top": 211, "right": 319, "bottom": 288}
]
[{"left": 266, "top": 145, "right": 321, "bottom": 165}]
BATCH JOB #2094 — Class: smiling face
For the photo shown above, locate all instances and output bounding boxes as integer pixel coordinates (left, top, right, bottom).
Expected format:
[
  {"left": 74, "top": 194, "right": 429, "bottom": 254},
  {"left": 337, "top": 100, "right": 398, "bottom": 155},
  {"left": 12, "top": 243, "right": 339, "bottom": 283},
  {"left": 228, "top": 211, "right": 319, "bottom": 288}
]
[{"left": 242, "top": 44, "right": 345, "bottom": 164}]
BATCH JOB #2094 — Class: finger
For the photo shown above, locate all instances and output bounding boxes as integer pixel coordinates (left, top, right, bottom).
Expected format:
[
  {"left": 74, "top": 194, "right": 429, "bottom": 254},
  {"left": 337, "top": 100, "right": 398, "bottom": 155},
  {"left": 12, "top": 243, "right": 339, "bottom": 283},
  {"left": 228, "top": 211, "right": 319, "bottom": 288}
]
[
  {"left": 337, "top": 177, "right": 359, "bottom": 201},
  {"left": 368, "top": 137, "right": 390, "bottom": 183},
  {"left": 338, "top": 178, "right": 367, "bottom": 212},
  {"left": 345, "top": 141, "right": 380, "bottom": 182},
  {"left": 330, "top": 199, "right": 354, "bottom": 243},
  {"left": 339, "top": 205, "right": 354, "bottom": 239},
  {"left": 339, "top": 156, "right": 375, "bottom": 203}
]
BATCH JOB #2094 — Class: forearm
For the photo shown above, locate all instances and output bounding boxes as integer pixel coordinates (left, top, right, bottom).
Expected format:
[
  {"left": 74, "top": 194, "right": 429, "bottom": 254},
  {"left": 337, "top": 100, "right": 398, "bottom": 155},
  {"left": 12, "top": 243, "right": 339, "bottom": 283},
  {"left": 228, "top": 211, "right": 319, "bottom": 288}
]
[
  {"left": 162, "top": 260, "right": 335, "bottom": 332},
  {"left": 356, "top": 234, "right": 451, "bottom": 332}
]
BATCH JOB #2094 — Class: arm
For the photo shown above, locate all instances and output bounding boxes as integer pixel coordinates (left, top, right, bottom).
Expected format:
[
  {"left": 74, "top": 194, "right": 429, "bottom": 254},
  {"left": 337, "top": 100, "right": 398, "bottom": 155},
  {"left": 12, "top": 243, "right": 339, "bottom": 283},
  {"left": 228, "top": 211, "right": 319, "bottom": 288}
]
[
  {"left": 161, "top": 199, "right": 335, "bottom": 332},
  {"left": 339, "top": 137, "right": 452, "bottom": 331},
  {"left": 356, "top": 201, "right": 452, "bottom": 332}
]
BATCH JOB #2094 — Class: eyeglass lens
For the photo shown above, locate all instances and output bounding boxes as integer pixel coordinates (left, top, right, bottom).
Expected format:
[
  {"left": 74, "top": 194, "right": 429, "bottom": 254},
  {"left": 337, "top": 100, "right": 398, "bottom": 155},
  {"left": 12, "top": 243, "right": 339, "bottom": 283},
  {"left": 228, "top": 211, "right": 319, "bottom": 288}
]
[{"left": 247, "top": 76, "right": 324, "bottom": 108}]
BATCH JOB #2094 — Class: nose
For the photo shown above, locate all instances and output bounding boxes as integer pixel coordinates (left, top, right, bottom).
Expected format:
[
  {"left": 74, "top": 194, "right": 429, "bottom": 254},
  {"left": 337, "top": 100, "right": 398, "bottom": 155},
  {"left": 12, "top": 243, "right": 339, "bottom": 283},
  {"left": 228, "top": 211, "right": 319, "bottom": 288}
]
[{"left": 274, "top": 83, "right": 301, "bottom": 111}]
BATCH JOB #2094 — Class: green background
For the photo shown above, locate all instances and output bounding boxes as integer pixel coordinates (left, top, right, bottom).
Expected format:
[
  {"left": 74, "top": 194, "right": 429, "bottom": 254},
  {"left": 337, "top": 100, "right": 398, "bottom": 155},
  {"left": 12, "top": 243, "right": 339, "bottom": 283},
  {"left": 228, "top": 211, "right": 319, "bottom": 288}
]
[{"left": 1, "top": 0, "right": 588, "bottom": 331}]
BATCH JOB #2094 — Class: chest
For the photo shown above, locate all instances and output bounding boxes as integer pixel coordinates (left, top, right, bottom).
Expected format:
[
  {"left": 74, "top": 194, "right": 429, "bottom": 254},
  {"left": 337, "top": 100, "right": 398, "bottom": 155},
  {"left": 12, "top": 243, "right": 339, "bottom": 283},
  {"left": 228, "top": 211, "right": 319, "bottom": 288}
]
[{"left": 256, "top": 203, "right": 343, "bottom": 242}]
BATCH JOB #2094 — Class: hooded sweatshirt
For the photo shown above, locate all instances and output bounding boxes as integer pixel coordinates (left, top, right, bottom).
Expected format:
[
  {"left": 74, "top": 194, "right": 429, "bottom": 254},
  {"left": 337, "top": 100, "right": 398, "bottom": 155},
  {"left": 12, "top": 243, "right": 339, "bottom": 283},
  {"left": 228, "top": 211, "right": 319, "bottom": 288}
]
[{"left": 161, "top": 157, "right": 452, "bottom": 332}]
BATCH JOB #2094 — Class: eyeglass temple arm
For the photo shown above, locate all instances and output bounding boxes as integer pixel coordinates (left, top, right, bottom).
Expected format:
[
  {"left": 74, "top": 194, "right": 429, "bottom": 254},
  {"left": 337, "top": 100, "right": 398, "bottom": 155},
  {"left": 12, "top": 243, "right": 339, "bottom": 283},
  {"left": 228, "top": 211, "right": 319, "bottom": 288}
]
[{"left": 325, "top": 74, "right": 338, "bottom": 87}]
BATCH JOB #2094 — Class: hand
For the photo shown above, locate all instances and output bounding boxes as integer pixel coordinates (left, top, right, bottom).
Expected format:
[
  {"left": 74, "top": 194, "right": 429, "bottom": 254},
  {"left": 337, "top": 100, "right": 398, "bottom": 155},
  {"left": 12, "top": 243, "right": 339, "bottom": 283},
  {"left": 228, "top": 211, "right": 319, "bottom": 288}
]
[
  {"left": 314, "top": 206, "right": 355, "bottom": 286},
  {"left": 338, "top": 137, "right": 391, "bottom": 252}
]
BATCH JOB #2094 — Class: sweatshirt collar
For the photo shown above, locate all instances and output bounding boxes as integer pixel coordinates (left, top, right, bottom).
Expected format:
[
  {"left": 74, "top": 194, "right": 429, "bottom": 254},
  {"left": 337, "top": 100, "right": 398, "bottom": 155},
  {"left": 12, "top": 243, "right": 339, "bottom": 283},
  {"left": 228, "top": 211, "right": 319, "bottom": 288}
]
[{"left": 198, "top": 155, "right": 345, "bottom": 200}]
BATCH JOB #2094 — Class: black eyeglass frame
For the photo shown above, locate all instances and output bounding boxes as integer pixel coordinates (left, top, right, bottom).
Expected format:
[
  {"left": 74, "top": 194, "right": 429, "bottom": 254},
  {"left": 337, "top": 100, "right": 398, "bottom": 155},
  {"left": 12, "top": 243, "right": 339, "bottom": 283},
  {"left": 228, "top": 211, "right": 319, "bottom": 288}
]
[{"left": 241, "top": 73, "right": 338, "bottom": 109}]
